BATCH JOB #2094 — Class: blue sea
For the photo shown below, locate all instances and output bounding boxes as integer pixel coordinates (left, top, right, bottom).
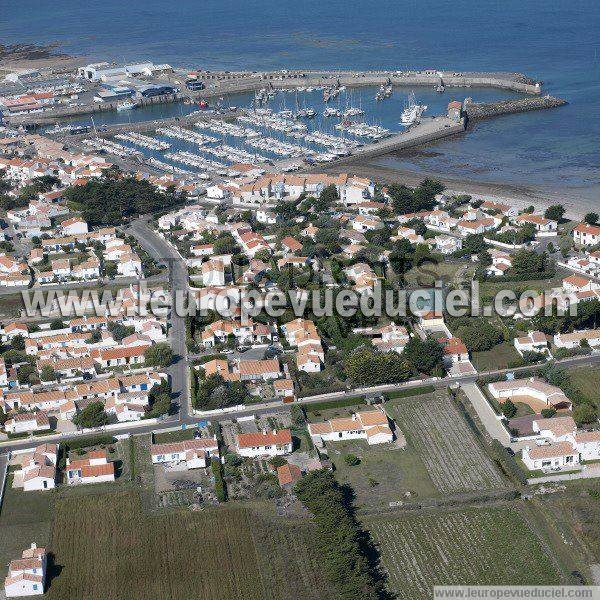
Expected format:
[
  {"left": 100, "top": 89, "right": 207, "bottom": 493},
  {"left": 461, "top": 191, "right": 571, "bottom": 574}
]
[{"left": 1, "top": 0, "right": 599, "bottom": 203}]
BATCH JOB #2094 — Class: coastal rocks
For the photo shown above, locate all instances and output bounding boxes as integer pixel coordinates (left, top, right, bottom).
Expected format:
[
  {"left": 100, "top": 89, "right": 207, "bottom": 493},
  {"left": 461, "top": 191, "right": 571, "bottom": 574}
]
[{"left": 464, "top": 95, "right": 567, "bottom": 120}]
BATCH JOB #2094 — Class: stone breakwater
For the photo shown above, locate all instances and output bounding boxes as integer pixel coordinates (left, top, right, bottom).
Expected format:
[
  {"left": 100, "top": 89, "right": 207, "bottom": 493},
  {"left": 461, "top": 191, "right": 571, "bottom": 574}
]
[{"left": 464, "top": 95, "right": 567, "bottom": 120}]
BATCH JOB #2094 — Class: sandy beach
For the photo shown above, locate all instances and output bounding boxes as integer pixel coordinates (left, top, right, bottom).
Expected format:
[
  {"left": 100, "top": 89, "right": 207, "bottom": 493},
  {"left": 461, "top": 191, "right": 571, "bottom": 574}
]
[{"left": 320, "top": 150, "right": 592, "bottom": 221}]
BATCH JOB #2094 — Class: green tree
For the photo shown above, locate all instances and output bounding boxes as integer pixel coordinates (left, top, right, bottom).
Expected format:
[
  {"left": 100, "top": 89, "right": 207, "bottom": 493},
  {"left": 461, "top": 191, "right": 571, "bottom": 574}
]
[
  {"left": 73, "top": 401, "right": 109, "bottom": 428},
  {"left": 501, "top": 399, "right": 517, "bottom": 418},
  {"left": 144, "top": 343, "right": 174, "bottom": 367},
  {"left": 456, "top": 321, "right": 503, "bottom": 352},
  {"left": 10, "top": 335, "right": 25, "bottom": 351},
  {"left": 294, "top": 470, "right": 383, "bottom": 599},
  {"left": 573, "top": 403, "right": 597, "bottom": 426},
  {"left": 403, "top": 337, "right": 445, "bottom": 375},
  {"left": 50, "top": 319, "right": 66, "bottom": 330},
  {"left": 584, "top": 213, "right": 599, "bottom": 225},
  {"left": 544, "top": 204, "right": 565, "bottom": 222},
  {"left": 344, "top": 453, "right": 361, "bottom": 466},
  {"left": 40, "top": 365, "right": 57, "bottom": 382},
  {"left": 213, "top": 233, "right": 237, "bottom": 255}
]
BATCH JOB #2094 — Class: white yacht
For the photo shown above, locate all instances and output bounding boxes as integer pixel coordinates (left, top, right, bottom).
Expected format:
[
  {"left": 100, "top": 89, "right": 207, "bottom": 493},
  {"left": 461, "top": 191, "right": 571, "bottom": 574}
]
[
  {"left": 116, "top": 100, "right": 137, "bottom": 111},
  {"left": 400, "top": 92, "right": 427, "bottom": 125}
]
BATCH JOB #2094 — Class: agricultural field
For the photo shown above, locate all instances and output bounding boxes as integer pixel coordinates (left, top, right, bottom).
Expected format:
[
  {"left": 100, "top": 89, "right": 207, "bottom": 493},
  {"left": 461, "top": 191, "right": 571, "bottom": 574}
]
[
  {"left": 45, "top": 491, "right": 335, "bottom": 600},
  {"left": 391, "top": 393, "right": 505, "bottom": 494},
  {"left": 367, "top": 506, "right": 564, "bottom": 599},
  {"left": 535, "top": 485, "right": 600, "bottom": 567},
  {"left": 327, "top": 439, "right": 438, "bottom": 508}
]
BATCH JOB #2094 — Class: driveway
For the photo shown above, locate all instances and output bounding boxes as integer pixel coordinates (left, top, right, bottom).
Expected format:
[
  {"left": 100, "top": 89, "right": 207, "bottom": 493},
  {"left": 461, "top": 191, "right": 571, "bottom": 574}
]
[{"left": 460, "top": 382, "right": 512, "bottom": 445}]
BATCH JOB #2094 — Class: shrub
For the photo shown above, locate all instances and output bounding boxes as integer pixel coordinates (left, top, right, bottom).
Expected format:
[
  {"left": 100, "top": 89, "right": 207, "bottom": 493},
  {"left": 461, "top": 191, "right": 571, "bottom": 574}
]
[
  {"left": 501, "top": 399, "right": 517, "bottom": 418},
  {"left": 344, "top": 453, "right": 361, "bottom": 467},
  {"left": 211, "top": 457, "right": 227, "bottom": 502}
]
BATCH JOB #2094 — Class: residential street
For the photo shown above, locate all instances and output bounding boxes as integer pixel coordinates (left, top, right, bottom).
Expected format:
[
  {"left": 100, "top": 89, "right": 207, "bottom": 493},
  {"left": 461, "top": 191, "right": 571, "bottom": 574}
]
[{"left": 125, "top": 218, "right": 191, "bottom": 420}]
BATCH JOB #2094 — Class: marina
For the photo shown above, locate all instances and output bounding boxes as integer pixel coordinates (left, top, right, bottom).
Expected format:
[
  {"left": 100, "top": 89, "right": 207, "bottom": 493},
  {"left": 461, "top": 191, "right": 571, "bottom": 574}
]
[{"left": 33, "top": 79, "right": 565, "bottom": 187}]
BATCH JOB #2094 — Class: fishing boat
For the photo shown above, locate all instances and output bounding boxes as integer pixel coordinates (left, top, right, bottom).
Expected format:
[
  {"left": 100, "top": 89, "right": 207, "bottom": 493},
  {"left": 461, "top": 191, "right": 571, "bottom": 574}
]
[
  {"left": 116, "top": 100, "right": 137, "bottom": 111},
  {"left": 400, "top": 92, "right": 427, "bottom": 126}
]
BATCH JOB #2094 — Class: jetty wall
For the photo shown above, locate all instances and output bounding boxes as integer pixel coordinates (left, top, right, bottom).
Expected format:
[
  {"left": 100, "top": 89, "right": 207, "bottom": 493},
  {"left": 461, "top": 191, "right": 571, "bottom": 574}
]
[
  {"left": 464, "top": 95, "right": 567, "bottom": 120},
  {"left": 7, "top": 68, "right": 545, "bottom": 126}
]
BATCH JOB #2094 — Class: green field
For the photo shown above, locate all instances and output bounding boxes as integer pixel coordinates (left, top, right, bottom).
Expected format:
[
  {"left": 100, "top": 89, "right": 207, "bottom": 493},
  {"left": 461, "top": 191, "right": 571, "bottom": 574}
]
[
  {"left": 404, "top": 261, "right": 473, "bottom": 288},
  {"left": 153, "top": 428, "right": 196, "bottom": 444},
  {"left": 367, "top": 505, "right": 564, "bottom": 599},
  {"left": 43, "top": 492, "right": 335, "bottom": 600},
  {"left": 0, "top": 475, "right": 53, "bottom": 574},
  {"left": 567, "top": 365, "right": 600, "bottom": 403},
  {"left": 471, "top": 341, "right": 522, "bottom": 372},
  {"left": 327, "top": 439, "right": 438, "bottom": 508}
]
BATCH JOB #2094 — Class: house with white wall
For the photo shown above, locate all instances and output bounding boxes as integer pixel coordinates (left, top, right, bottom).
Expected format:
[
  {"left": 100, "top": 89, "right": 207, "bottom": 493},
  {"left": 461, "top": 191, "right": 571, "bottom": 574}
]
[
  {"left": 522, "top": 415, "right": 600, "bottom": 471},
  {"left": 308, "top": 408, "right": 394, "bottom": 446},
  {"left": 235, "top": 429, "right": 292, "bottom": 458},
  {"left": 573, "top": 223, "right": 600, "bottom": 246},
  {"left": 554, "top": 328, "right": 600, "bottom": 349},
  {"left": 4, "top": 544, "right": 47, "bottom": 597},
  {"left": 4, "top": 412, "right": 50, "bottom": 434},
  {"left": 151, "top": 438, "right": 219, "bottom": 469},
  {"left": 65, "top": 449, "right": 115, "bottom": 485},
  {"left": 12, "top": 444, "right": 58, "bottom": 492},
  {"left": 514, "top": 331, "right": 549, "bottom": 356}
]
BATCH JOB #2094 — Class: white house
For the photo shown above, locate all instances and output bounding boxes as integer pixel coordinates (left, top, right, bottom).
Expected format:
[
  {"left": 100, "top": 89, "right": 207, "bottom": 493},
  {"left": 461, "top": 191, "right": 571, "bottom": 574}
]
[
  {"left": 513, "top": 331, "right": 548, "bottom": 356},
  {"left": 554, "top": 328, "right": 600, "bottom": 349},
  {"left": 235, "top": 429, "right": 292, "bottom": 458},
  {"left": 435, "top": 235, "right": 462, "bottom": 255},
  {"left": 202, "top": 259, "right": 226, "bottom": 286},
  {"left": 4, "top": 412, "right": 50, "bottom": 434},
  {"left": 522, "top": 415, "right": 600, "bottom": 470},
  {"left": 488, "top": 378, "right": 572, "bottom": 410},
  {"left": 514, "top": 213, "right": 558, "bottom": 235},
  {"left": 4, "top": 544, "right": 47, "bottom": 597},
  {"left": 573, "top": 223, "right": 600, "bottom": 247},
  {"left": 13, "top": 444, "right": 57, "bottom": 492},
  {"left": 151, "top": 437, "right": 219, "bottom": 469},
  {"left": 65, "top": 449, "right": 115, "bottom": 485},
  {"left": 308, "top": 408, "right": 394, "bottom": 446},
  {"left": 61, "top": 217, "right": 89, "bottom": 235}
]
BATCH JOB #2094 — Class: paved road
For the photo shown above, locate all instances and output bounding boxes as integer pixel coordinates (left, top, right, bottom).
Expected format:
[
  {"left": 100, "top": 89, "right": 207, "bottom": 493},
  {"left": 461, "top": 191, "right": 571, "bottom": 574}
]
[
  {"left": 460, "top": 382, "right": 512, "bottom": 445},
  {"left": 126, "top": 218, "right": 191, "bottom": 420},
  {"left": 0, "top": 318, "right": 600, "bottom": 458}
]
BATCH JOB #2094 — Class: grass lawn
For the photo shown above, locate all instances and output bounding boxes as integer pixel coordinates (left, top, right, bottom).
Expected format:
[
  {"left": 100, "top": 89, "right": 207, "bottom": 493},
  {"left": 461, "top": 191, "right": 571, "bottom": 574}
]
[
  {"left": 366, "top": 504, "right": 565, "bottom": 599},
  {"left": 0, "top": 475, "right": 54, "bottom": 575},
  {"left": 515, "top": 401, "right": 535, "bottom": 417},
  {"left": 566, "top": 365, "right": 600, "bottom": 403},
  {"left": 404, "top": 261, "right": 472, "bottom": 288},
  {"left": 45, "top": 491, "right": 334, "bottom": 600},
  {"left": 480, "top": 269, "right": 567, "bottom": 297},
  {"left": 153, "top": 428, "right": 196, "bottom": 444},
  {"left": 534, "top": 485, "right": 600, "bottom": 569},
  {"left": 327, "top": 439, "right": 439, "bottom": 508},
  {"left": 471, "top": 341, "right": 522, "bottom": 372}
]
